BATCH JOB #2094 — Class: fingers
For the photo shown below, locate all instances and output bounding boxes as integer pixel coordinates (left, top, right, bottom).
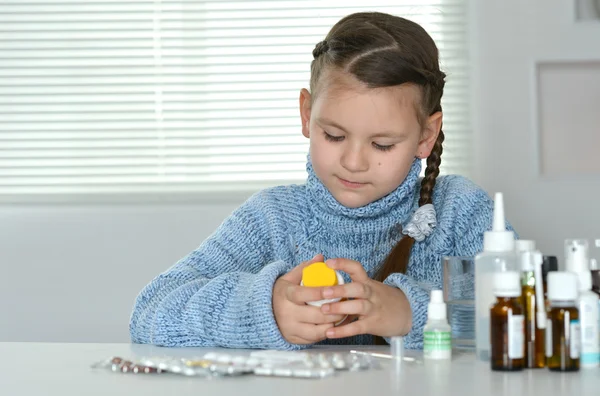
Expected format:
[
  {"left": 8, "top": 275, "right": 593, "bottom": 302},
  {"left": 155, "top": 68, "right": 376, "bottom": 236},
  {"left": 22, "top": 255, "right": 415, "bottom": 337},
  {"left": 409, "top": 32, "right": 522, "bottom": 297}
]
[
  {"left": 320, "top": 282, "right": 372, "bottom": 300},
  {"left": 325, "top": 320, "right": 366, "bottom": 339},
  {"left": 295, "top": 323, "right": 334, "bottom": 342},
  {"left": 321, "top": 298, "right": 373, "bottom": 316},
  {"left": 285, "top": 283, "right": 327, "bottom": 304},
  {"left": 296, "top": 305, "right": 346, "bottom": 325},
  {"left": 326, "top": 258, "right": 370, "bottom": 282},
  {"left": 336, "top": 314, "right": 359, "bottom": 327},
  {"left": 281, "top": 254, "right": 324, "bottom": 284}
]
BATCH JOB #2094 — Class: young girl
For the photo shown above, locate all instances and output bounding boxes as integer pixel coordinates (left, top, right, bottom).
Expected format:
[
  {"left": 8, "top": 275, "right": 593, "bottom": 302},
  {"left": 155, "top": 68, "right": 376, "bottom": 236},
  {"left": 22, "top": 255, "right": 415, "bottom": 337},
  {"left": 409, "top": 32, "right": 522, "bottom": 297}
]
[{"left": 130, "top": 12, "right": 507, "bottom": 350}]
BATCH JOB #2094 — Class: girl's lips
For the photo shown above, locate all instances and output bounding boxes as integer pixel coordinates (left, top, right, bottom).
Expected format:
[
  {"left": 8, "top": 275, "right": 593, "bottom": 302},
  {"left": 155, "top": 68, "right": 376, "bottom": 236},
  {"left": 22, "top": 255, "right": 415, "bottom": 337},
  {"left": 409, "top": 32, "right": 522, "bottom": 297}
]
[{"left": 338, "top": 177, "right": 366, "bottom": 189}]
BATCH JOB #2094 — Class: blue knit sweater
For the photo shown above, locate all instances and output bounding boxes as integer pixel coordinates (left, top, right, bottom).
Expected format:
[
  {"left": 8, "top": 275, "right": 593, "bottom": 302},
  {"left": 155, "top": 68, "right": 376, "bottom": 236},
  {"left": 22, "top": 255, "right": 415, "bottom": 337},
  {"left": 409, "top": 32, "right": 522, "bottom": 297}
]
[{"left": 130, "top": 158, "right": 498, "bottom": 350}]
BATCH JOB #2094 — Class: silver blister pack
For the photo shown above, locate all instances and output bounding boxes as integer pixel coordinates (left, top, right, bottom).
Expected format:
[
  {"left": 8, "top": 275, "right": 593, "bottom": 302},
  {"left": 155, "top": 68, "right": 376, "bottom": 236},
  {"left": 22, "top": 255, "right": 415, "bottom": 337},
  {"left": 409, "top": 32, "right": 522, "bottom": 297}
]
[{"left": 91, "top": 350, "right": 378, "bottom": 379}]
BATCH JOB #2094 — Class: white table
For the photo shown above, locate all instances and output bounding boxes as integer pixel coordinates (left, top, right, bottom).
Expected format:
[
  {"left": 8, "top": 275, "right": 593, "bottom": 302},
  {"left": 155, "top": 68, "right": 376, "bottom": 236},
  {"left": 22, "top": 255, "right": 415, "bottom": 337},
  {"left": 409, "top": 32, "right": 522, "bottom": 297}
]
[{"left": 0, "top": 343, "right": 597, "bottom": 396}]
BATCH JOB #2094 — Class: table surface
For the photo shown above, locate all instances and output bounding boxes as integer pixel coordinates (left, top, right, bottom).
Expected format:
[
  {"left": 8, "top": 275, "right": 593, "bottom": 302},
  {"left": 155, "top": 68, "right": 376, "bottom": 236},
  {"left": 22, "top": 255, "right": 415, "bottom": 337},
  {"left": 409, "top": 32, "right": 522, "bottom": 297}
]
[{"left": 0, "top": 343, "right": 597, "bottom": 396}]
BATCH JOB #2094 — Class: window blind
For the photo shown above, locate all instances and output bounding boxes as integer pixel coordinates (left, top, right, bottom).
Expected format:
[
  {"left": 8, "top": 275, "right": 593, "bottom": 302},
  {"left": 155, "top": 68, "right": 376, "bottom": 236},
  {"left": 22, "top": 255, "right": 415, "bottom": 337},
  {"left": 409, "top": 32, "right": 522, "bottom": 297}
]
[{"left": 0, "top": 0, "right": 472, "bottom": 199}]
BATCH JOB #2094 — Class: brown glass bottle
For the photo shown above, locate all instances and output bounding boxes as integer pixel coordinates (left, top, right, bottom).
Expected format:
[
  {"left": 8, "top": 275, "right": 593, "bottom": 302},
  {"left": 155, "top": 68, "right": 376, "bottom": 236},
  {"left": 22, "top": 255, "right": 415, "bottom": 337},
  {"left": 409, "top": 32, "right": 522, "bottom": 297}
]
[
  {"left": 522, "top": 270, "right": 545, "bottom": 368},
  {"left": 546, "top": 272, "right": 580, "bottom": 372},
  {"left": 491, "top": 271, "right": 525, "bottom": 371}
]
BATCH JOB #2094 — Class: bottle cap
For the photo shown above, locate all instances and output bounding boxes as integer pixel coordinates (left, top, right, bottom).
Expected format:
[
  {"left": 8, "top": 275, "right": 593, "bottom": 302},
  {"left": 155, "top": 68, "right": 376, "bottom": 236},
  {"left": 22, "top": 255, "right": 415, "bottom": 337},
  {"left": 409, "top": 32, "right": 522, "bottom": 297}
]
[
  {"left": 547, "top": 272, "right": 578, "bottom": 301},
  {"left": 493, "top": 271, "right": 521, "bottom": 297},
  {"left": 483, "top": 193, "right": 515, "bottom": 252},
  {"left": 542, "top": 256, "right": 558, "bottom": 281},
  {"left": 301, "top": 262, "right": 338, "bottom": 287},
  {"left": 520, "top": 250, "right": 534, "bottom": 272},
  {"left": 515, "top": 239, "right": 535, "bottom": 253},
  {"left": 427, "top": 290, "right": 447, "bottom": 321}
]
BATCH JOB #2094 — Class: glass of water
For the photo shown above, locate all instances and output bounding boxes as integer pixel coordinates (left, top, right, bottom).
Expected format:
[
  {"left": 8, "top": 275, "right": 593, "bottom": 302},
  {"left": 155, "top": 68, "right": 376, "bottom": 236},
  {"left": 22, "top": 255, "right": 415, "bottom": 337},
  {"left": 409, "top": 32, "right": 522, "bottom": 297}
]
[{"left": 442, "top": 256, "right": 475, "bottom": 350}]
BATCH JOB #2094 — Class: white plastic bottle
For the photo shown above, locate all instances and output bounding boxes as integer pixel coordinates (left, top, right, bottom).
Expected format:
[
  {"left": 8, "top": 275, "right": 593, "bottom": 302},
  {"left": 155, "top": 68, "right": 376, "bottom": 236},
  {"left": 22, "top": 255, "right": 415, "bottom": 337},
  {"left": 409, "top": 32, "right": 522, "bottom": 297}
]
[
  {"left": 564, "top": 240, "right": 600, "bottom": 368},
  {"left": 423, "top": 290, "right": 452, "bottom": 360},
  {"left": 577, "top": 271, "right": 600, "bottom": 368},
  {"left": 475, "top": 192, "right": 517, "bottom": 361}
]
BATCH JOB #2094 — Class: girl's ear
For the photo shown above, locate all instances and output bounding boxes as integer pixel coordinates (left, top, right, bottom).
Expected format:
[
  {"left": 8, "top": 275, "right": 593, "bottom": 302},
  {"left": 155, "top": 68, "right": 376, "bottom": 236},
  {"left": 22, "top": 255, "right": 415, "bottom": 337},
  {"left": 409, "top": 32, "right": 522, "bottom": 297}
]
[
  {"left": 416, "top": 111, "right": 442, "bottom": 158},
  {"left": 299, "top": 88, "right": 312, "bottom": 138}
]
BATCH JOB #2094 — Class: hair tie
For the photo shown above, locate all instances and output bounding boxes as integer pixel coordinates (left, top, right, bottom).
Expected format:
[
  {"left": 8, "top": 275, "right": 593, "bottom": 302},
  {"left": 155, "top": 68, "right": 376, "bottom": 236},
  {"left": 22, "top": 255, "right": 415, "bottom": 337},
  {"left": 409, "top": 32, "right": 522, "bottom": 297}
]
[
  {"left": 312, "top": 40, "right": 329, "bottom": 59},
  {"left": 429, "top": 71, "right": 446, "bottom": 90},
  {"left": 402, "top": 204, "right": 437, "bottom": 242}
]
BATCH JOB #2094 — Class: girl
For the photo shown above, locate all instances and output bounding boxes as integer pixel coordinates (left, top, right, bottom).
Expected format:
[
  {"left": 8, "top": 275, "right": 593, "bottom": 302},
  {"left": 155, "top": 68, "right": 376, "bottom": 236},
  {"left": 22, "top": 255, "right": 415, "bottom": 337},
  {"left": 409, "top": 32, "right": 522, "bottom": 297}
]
[{"left": 130, "top": 12, "right": 507, "bottom": 350}]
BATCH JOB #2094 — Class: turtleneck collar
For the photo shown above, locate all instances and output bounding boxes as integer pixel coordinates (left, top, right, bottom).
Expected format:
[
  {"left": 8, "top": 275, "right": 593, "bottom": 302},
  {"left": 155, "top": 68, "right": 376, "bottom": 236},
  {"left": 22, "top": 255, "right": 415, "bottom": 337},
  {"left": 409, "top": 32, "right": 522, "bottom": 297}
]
[{"left": 305, "top": 156, "right": 422, "bottom": 221}]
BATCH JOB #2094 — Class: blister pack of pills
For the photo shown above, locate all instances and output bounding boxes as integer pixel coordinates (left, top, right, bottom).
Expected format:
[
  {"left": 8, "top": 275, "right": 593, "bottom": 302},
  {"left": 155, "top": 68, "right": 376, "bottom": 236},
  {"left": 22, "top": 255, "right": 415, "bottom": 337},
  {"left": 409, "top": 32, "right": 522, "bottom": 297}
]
[{"left": 91, "top": 350, "right": 378, "bottom": 379}]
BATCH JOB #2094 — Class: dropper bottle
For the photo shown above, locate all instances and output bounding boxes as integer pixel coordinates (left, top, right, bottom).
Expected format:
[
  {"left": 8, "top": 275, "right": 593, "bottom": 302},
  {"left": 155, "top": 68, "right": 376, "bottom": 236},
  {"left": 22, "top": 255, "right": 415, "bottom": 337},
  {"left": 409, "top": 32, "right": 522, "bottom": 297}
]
[
  {"left": 423, "top": 290, "right": 452, "bottom": 360},
  {"left": 475, "top": 192, "right": 517, "bottom": 361}
]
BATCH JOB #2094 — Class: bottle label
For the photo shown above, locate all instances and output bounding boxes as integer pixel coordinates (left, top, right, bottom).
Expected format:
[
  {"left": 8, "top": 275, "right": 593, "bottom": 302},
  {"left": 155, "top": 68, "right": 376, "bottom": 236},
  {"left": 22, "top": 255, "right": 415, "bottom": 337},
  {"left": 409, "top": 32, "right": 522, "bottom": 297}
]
[
  {"left": 570, "top": 320, "right": 581, "bottom": 359},
  {"left": 580, "top": 297, "right": 600, "bottom": 364},
  {"left": 423, "top": 331, "right": 452, "bottom": 359},
  {"left": 546, "top": 319, "right": 553, "bottom": 358},
  {"left": 508, "top": 313, "right": 524, "bottom": 359}
]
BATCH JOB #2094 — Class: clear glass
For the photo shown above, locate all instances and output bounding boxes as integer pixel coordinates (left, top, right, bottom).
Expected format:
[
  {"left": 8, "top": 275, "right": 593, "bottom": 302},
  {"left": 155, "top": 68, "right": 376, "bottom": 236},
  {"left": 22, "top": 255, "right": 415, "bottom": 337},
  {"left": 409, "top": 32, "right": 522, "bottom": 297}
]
[{"left": 442, "top": 256, "right": 475, "bottom": 350}]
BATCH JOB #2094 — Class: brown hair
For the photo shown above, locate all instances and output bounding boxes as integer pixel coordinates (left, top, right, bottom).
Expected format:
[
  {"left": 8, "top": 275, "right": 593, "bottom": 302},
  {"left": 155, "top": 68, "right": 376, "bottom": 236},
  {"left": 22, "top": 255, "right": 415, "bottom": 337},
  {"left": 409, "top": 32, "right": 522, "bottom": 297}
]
[{"left": 310, "top": 12, "right": 446, "bottom": 283}]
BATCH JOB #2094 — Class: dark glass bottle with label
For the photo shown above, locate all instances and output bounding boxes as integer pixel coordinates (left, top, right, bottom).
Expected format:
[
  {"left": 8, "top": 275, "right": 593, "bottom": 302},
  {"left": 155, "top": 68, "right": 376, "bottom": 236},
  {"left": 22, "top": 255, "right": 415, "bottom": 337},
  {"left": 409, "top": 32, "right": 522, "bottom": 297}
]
[
  {"left": 491, "top": 271, "right": 525, "bottom": 371},
  {"left": 546, "top": 272, "right": 580, "bottom": 372}
]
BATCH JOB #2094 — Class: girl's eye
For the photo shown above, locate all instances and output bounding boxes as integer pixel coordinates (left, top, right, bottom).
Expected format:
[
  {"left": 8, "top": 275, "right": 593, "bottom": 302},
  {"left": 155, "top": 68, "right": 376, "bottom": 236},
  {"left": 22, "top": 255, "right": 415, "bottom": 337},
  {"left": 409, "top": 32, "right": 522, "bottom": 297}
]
[
  {"left": 323, "top": 131, "right": 344, "bottom": 142},
  {"left": 373, "top": 142, "right": 395, "bottom": 152}
]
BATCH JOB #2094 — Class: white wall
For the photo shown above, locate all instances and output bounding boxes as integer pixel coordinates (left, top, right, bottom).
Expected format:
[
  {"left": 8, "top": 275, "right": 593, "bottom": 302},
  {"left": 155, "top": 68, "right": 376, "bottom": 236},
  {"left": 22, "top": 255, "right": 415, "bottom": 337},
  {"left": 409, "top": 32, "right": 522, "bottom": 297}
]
[
  {"left": 2, "top": 0, "right": 600, "bottom": 343},
  {"left": 470, "top": 0, "right": 600, "bottom": 258},
  {"left": 0, "top": 203, "right": 240, "bottom": 342}
]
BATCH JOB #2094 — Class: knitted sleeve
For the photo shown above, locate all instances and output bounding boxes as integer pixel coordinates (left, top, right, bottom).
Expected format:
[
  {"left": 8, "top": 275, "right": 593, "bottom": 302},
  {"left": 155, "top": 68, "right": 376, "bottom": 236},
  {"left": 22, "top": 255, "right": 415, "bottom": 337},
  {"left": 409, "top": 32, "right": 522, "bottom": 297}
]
[
  {"left": 452, "top": 188, "right": 494, "bottom": 257},
  {"left": 129, "top": 191, "right": 303, "bottom": 350},
  {"left": 381, "top": 273, "right": 431, "bottom": 349}
]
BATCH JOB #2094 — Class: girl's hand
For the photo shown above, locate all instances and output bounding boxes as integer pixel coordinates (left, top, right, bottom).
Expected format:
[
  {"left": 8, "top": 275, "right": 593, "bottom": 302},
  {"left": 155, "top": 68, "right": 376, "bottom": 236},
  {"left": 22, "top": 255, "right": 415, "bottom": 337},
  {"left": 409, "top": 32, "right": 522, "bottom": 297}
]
[
  {"left": 272, "top": 254, "right": 347, "bottom": 344},
  {"left": 319, "top": 258, "right": 412, "bottom": 339}
]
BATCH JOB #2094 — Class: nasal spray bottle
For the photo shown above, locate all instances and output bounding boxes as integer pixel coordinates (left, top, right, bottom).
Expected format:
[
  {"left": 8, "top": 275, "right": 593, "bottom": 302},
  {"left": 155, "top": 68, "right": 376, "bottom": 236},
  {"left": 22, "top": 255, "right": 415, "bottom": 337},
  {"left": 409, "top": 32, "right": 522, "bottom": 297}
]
[
  {"left": 516, "top": 240, "right": 547, "bottom": 368},
  {"left": 565, "top": 239, "right": 600, "bottom": 368},
  {"left": 475, "top": 192, "right": 517, "bottom": 361}
]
